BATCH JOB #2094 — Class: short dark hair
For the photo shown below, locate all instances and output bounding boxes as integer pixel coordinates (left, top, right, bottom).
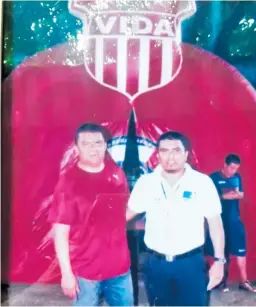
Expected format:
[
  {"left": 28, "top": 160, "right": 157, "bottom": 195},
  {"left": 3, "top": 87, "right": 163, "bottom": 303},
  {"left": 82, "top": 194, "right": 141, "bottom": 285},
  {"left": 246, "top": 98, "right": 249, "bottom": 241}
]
[
  {"left": 156, "top": 131, "right": 190, "bottom": 151},
  {"left": 225, "top": 154, "right": 241, "bottom": 165},
  {"left": 75, "top": 123, "right": 110, "bottom": 144}
]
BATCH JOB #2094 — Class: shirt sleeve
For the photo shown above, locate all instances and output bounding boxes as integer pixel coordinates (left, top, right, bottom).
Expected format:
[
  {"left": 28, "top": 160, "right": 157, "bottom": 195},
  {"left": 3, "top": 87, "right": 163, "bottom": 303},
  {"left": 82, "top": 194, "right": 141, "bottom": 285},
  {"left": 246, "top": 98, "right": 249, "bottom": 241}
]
[
  {"left": 238, "top": 174, "right": 243, "bottom": 192},
  {"left": 48, "top": 176, "right": 75, "bottom": 225},
  {"left": 128, "top": 175, "right": 148, "bottom": 213},
  {"left": 209, "top": 173, "right": 222, "bottom": 197},
  {"left": 118, "top": 167, "right": 130, "bottom": 194},
  {"left": 117, "top": 167, "right": 130, "bottom": 204},
  {"left": 201, "top": 175, "right": 222, "bottom": 218}
]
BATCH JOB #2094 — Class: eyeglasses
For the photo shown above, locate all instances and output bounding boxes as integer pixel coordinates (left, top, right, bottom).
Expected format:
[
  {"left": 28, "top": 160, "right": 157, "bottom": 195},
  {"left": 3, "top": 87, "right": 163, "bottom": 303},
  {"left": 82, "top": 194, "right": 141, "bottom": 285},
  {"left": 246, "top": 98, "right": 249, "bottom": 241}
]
[{"left": 81, "top": 141, "right": 105, "bottom": 149}]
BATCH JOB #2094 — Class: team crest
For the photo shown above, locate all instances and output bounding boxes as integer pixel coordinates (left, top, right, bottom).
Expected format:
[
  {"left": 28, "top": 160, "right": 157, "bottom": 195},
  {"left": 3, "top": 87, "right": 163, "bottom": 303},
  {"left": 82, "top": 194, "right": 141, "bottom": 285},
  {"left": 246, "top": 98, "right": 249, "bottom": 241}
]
[{"left": 69, "top": 0, "right": 196, "bottom": 101}]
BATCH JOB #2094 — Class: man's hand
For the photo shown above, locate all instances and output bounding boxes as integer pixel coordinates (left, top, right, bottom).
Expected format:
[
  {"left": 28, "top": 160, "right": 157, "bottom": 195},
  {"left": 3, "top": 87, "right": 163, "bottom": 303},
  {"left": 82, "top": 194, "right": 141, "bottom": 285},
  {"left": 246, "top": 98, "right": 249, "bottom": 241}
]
[
  {"left": 61, "top": 272, "right": 80, "bottom": 299},
  {"left": 222, "top": 190, "right": 244, "bottom": 200},
  {"left": 234, "top": 191, "right": 244, "bottom": 199},
  {"left": 207, "top": 215, "right": 225, "bottom": 290},
  {"left": 53, "top": 223, "right": 79, "bottom": 298},
  {"left": 222, "top": 191, "right": 237, "bottom": 199},
  {"left": 207, "top": 262, "right": 224, "bottom": 290},
  {"left": 126, "top": 208, "right": 138, "bottom": 222}
]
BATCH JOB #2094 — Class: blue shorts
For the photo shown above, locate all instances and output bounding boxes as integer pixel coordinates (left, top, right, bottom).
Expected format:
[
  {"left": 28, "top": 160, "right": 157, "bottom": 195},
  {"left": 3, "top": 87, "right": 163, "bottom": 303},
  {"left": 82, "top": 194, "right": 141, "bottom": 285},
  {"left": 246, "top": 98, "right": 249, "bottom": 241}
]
[{"left": 204, "top": 220, "right": 246, "bottom": 258}]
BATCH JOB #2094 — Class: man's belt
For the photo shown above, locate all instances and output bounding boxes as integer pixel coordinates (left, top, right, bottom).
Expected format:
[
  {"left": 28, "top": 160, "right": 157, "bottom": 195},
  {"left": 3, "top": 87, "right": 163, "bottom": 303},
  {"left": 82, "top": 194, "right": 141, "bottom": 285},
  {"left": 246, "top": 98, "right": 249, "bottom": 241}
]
[{"left": 147, "top": 246, "right": 203, "bottom": 262}]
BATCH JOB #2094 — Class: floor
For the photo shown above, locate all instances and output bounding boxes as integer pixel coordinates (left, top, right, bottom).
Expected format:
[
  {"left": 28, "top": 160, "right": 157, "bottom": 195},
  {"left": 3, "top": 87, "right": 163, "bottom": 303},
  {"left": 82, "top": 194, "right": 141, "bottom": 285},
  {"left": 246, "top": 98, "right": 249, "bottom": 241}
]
[
  {"left": 2, "top": 280, "right": 256, "bottom": 306},
  {"left": 2, "top": 242, "right": 256, "bottom": 306}
]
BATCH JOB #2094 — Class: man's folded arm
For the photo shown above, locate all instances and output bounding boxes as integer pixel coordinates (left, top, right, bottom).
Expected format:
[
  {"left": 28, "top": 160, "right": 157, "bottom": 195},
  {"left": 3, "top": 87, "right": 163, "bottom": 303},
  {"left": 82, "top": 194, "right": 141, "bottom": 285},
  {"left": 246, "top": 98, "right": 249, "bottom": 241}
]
[{"left": 222, "top": 191, "right": 244, "bottom": 200}]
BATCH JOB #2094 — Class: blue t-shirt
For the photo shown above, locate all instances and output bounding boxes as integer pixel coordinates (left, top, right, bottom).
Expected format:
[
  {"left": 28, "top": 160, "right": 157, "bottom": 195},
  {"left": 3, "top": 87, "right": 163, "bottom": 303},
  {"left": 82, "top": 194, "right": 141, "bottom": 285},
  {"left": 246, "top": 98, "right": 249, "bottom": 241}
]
[{"left": 210, "top": 171, "right": 243, "bottom": 223}]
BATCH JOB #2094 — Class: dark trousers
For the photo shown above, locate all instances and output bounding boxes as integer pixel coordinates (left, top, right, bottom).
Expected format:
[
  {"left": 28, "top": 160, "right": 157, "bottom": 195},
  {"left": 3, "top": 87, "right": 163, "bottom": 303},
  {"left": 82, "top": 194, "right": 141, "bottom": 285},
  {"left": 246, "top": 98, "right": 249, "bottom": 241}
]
[{"left": 143, "top": 252, "right": 208, "bottom": 306}]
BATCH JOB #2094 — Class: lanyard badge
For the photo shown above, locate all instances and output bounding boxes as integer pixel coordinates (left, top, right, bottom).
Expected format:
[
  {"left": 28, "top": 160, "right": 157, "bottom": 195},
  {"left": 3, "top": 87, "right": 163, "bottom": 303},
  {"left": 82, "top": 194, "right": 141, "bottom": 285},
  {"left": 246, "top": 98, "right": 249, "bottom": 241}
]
[{"left": 183, "top": 191, "right": 193, "bottom": 199}]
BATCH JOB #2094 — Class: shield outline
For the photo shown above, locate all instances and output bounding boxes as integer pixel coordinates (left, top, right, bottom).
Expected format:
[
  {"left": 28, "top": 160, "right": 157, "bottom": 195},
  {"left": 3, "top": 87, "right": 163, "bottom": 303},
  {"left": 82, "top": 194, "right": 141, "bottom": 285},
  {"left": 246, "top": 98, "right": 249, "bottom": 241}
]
[{"left": 68, "top": 0, "right": 197, "bottom": 102}]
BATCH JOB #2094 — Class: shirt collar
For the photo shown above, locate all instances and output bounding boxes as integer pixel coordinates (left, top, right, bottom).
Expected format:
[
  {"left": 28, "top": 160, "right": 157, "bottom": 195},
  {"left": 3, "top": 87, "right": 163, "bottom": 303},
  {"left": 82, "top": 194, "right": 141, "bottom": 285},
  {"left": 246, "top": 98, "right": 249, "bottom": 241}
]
[
  {"left": 154, "top": 163, "right": 192, "bottom": 178},
  {"left": 154, "top": 163, "right": 192, "bottom": 194}
]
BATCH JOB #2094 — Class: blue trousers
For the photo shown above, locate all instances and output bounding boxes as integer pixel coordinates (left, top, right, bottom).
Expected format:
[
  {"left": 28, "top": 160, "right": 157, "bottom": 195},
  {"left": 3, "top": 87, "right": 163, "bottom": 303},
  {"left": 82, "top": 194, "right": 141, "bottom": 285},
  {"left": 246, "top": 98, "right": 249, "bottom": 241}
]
[
  {"left": 143, "top": 252, "right": 208, "bottom": 306},
  {"left": 73, "top": 271, "right": 134, "bottom": 306}
]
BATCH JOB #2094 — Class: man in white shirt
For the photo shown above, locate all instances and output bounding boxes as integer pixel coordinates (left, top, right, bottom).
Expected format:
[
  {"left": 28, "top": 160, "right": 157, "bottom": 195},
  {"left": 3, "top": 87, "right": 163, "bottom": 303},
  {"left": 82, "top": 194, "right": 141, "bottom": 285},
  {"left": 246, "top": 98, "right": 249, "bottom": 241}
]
[{"left": 126, "top": 131, "right": 225, "bottom": 306}]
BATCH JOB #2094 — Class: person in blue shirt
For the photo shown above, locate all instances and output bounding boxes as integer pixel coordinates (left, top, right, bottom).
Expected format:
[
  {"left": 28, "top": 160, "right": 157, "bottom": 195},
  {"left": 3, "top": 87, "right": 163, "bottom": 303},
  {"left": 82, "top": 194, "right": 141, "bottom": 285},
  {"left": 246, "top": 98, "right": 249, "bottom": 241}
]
[{"left": 205, "top": 154, "right": 256, "bottom": 293}]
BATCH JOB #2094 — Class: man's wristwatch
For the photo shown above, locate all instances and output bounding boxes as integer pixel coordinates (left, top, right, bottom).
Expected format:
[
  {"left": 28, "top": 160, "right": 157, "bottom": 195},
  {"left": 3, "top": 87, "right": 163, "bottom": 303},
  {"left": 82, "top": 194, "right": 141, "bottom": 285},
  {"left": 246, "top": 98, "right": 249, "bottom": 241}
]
[{"left": 214, "top": 257, "right": 227, "bottom": 264}]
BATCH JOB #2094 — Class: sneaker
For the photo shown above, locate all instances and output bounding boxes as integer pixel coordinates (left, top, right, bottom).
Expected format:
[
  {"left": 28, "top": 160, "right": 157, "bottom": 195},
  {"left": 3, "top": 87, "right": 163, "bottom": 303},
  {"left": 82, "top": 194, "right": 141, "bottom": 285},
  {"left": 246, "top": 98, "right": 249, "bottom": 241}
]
[
  {"left": 219, "top": 283, "right": 230, "bottom": 292},
  {"left": 239, "top": 280, "right": 256, "bottom": 293},
  {"left": 212, "top": 282, "right": 229, "bottom": 292}
]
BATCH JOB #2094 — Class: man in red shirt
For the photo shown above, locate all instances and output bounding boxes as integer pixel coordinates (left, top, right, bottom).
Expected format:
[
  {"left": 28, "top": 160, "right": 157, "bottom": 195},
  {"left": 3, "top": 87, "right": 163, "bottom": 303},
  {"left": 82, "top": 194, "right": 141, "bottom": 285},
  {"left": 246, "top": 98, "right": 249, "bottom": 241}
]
[{"left": 48, "top": 123, "right": 133, "bottom": 306}]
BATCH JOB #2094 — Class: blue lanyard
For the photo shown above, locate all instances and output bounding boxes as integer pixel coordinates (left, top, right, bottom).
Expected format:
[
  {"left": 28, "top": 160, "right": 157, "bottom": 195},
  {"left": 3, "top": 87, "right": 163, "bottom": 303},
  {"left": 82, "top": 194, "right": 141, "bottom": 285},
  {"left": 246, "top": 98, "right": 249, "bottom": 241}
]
[
  {"left": 161, "top": 182, "right": 181, "bottom": 199},
  {"left": 161, "top": 182, "right": 167, "bottom": 199}
]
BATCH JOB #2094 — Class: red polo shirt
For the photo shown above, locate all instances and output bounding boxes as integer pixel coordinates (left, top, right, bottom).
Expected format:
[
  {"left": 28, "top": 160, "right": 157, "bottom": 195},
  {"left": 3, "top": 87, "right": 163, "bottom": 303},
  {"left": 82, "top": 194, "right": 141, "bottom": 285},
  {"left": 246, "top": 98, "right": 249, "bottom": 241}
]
[{"left": 48, "top": 161, "right": 131, "bottom": 280}]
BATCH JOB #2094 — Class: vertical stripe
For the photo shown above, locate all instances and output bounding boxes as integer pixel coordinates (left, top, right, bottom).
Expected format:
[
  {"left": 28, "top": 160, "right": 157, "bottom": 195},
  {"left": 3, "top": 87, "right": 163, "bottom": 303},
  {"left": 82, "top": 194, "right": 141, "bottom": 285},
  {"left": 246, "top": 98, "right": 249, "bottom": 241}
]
[
  {"left": 126, "top": 39, "right": 139, "bottom": 96},
  {"left": 138, "top": 37, "right": 150, "bottom": 93},
  {"left": 95, "top": 37, "right": 104, "bottom": 83},
  {"left": 117, "top": 37, "right": 127, "bottom": 93},
  {"left": 148, "top": 39, "right": 162, "bottom": 88},
  {"left": 86, "top": 38, "right": 95, "bottom": 76},
  {"left": 103, "top": 38, "right": 117, "bottom": 88},
  {"left": 161, "top": 39, "right": 173, "bottom": 85}
]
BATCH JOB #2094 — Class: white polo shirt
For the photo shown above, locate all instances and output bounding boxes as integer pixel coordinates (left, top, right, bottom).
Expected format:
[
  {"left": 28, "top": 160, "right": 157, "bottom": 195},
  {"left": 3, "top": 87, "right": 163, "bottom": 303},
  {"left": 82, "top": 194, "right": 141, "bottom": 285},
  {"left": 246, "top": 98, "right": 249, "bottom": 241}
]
[{"left": 128, "top": 164, "right": 222, "bottom": 256}]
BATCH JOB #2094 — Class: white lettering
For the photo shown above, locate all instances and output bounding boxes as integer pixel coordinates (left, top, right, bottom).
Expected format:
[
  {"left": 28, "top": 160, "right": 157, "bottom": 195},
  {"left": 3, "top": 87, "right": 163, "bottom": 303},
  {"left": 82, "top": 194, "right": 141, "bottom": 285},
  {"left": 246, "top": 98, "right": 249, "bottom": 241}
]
[
  {"left": 154, "top": 19, "right": 173, "bottom": 36},
  {"left": 133, "top": 16, "right": 153, "bottom": 34},
  {"left": 95, "top": 16, "right": 116, "bottom": 34},
  {"left": 120, "top": 16, "right": 131, "bottom": 34},
  {"left": 94, "top": 16, "right": 174, "bottom": 37}
]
